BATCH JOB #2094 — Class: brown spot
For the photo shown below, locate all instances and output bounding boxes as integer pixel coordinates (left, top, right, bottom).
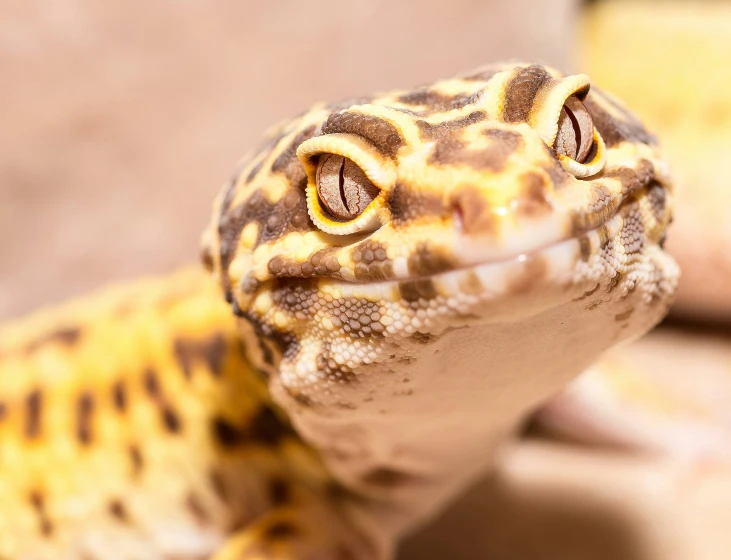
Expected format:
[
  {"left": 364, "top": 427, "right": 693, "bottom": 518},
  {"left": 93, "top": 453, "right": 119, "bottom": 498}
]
[
  {"left": 646, "top": 181, "right": 667, "bottom": 223},
  {"left": 503, "top": 65, "right": 553, "bottom": 123},
  {"left": 507, "top": 257, "right": 547, "bottom": 294},
  {"left": 603, "top": 159, "right": 654, "bottom": 196},
  {"left": 29, "top": 491, "right": 53, "bottom": 536},
  {"left": 211, "top": 407, "right": 288, "bottom": 448},
  {"left": 218, "top": 185, "right": 311, "bottom": 299},
  {"left": 108, "top": 499, "right": 129, "bottom": 523},
  {"left": 0, "top": 401, "right": 7, "bottom": 422},
  {"left": 584, "top": 91, "right": 656, "bottom": 148},
  {"left": 245, "top": 158, "right": 265, "bottom": 185},
  {"left": 112, "top": 380, "right": 127, "bottom": 412},
  {"left": 212, "top": 416, "right": 245, "bottom": 447},
  {"left": 186, "top": 492, "right": 210, "bottom": 526},
  {"left": 271, "top": 125, "right": 317, "bottom": 179},
  {"left": 26, "top": 326, "right": 82, "bottom": 353},
  {"left": 174, "top": 333, "right": 227, "bottom": 378},
  {"left": 397, "top": 89, "right": 478, "bottom": 112},
  {"left": 399, "top": 279, "right": 437, "bottom": 302},
  {"left": 76, "top": 391, "right": 94, "bottom": 445},
  {"left": 515, "top": 172, "right": 552, "bottom": 217},
  {"left": 416, "top": 111, "right": 486, "bottom": 140},
  {"left": 128, "top": 444, "right": 144, "bottom": 476},
  {"left": 578, "top": 235, "right": 592, "bottom": 262},
  {"left": 351, "top": 240, "right": 393, "bottom": 281},
  {"left": 271, "top": 281, "right": 319, "bottom": 317},
  {"left": 268, "top": 477, "right": 291, "bottom": 506},
  {"left": 143, "top": 368, "right": 161, "bottom": 399},
  {"left": 451, "top": 187, "right": 495, "bottom": 235},
  {"left": 407, "top": 244, "right": 454, "bottom": 276},
  {"left": 388, "top": 182, "right": 444, "bottom": 226},
  {"left": 264, "top": 520, "right": 299, "bottom": 541},
  {"left": 429, "top": 128, "right": 523, "bottom": 172},
  {"left": 328, "top": 298, "right": 383, "bottom": 340},
  {"left": 201, "top": 245, "right": 215, "bottom": 272},
  {"left": 25, "top": 389, "right": 42, "bottom": 439},
  {"left": 249, "top": 407, "right": 288, "bottom": 445},
  {"left": 320, "top": 111, "right": 404, "bottom": 158},
  {"left": 161, "top": 406, "right": 182, "bottom": 433}
]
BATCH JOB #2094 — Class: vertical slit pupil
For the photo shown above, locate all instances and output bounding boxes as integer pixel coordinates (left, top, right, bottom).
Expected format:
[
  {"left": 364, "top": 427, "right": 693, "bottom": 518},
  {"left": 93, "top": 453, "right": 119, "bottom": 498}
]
[
  {"left": 564, "top": 104, "right": 582, "bottom": 159},
  {"left": 338, "top": 158, "right": 349, "bottom": 212}
]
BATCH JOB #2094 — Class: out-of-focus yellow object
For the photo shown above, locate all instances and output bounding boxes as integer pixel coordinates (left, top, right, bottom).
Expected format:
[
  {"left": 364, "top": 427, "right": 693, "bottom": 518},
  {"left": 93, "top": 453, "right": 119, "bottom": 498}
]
[{"left": 582, "top": 0, "right": 731, "bottom": 319}]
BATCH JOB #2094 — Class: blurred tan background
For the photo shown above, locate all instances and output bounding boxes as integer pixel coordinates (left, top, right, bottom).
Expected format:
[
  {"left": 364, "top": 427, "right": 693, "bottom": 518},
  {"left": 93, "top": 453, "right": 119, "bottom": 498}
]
[{"left": 0, "top": 0, "right": 579, "bottom": 321}]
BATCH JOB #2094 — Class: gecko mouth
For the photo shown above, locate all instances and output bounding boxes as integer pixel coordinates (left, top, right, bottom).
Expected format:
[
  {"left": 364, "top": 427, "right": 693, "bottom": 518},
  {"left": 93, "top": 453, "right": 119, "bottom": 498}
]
[{"left": 326, "top": 182, "right": 674, "bottom": 306}]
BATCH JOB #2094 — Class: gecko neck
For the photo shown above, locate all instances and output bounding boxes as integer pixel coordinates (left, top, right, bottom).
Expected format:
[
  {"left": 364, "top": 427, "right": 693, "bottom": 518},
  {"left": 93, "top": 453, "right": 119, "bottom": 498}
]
[{"left": 266, "top": 286, "right": 667, "bottom": 541}]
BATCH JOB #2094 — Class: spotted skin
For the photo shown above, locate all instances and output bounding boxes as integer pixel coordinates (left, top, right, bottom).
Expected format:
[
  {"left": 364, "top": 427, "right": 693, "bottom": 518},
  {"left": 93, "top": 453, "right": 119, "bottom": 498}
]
[{"left": 1, "top": 62, "right": 678, "bottom": 559}]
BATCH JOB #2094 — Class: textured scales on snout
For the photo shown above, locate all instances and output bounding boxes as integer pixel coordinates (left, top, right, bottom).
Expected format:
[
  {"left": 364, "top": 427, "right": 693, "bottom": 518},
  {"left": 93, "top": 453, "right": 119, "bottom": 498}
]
[{"left": 0, "top": 62, "right": 678, "bottom": 559}]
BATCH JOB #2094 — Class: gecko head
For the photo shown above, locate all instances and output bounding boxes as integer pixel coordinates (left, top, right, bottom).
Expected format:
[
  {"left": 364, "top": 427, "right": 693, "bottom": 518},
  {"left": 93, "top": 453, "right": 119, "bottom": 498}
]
[{"left": 202, "top": 62, "right": 678, "bottom": 411}]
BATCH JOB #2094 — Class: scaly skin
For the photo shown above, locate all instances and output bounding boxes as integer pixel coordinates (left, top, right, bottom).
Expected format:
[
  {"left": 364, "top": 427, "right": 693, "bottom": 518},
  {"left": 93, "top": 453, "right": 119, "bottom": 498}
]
[{"left": 0, "top": 62, "right": 678, "bottom": 559}]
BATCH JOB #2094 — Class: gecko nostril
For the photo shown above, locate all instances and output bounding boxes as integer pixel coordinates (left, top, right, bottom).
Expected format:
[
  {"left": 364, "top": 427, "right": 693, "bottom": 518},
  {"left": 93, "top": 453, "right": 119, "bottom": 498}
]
[{"left": 452, "top": 202, "right": 465, "bottom": 234}]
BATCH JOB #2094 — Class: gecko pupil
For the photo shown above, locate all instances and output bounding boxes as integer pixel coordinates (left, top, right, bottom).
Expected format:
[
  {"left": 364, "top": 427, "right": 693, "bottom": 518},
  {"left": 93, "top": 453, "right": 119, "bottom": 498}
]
[
  {"left": 315, "top": 154, "right": 380, "bottom": 221},
  {"left": 555, "top": 95, "right": 594, "bottom": 163}
]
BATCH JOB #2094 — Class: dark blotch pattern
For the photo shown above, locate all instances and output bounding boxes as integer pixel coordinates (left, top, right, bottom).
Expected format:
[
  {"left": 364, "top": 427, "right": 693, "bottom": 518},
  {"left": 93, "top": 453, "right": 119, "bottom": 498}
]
[
  {"left": 321, "top": 111, "right": 404, "bottom": 158},
  {"left": 603, "top": 159, "right": 654, "bottom": 196},
  {"left": 212, "top": 407, "right": 289, "bottom": 449},
  {"left": 174, "top": 333, "right": 227, "bottom": 378},
  {"left": 584, "top": 91, "right": 656, "bottom": 148},
  {"left": 271, "top": 125, "right": 317, "bottom": 182},
  {"left": 76, "top": 391, "right": 94, "bottom": 445},
  {"left": 328, "top": 299, "right": 383, "bottom": 339},
  {"left": 503, "top": 65, "right": 553, "bottom": 123},
  {"left": 351, "top": 240, "right": 393, "bottom": 281},
  {"left": 25, "top": 389, "right": 42, "bottom": 439},
  {"left": 26, "top": 326, "right": 82, "bottom": 353},
  {"left": 112, "top": 380, "right": 127, "bottom": 412},
  {"left": 388, "top": 182, "right": 444, "bottom": 226},
  {"left": 397, "top": 89, "right": 480, "bottom": 113},
  {"left": 109, "top": 499, "right": 129, "bottom": 523},
  {"left": 407, "top": 244, "right": 455, "bottom": 276},
  {"left": 128, "top": 444, "right": 144, "bottom": 476},
  {"left": 399, "top": 280, "right": 438, "bottom": 302},
  {"left": 429, "top": 128, "right": 523, "bottom": 171},
  {"left": 218, "top": 184, "right": 311, "bottom": 300},
  {"left": 416, "top": 111, "right": 486, "bottom": 140},
  {"left": 29, "top": 491, "right": 53, "bottom": 536},
  {"left": 142, "top": 368, "right": 183, "bottom": 434}
]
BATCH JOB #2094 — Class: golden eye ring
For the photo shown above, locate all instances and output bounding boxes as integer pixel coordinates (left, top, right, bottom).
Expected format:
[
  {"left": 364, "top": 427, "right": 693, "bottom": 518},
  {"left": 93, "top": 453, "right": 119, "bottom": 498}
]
[
  {"left": 297, "top": 133, "right": 395, "bottom": 235},
  {"left": 553, "top": 95, "right": 606, "bottom": 178}
]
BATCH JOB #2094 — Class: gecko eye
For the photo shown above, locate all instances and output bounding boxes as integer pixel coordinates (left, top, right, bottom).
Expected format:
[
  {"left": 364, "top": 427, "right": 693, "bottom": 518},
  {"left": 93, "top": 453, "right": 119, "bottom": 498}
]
[
  {"left": 316, "top": 154, "right": 380, "bottom": 221},
  {"left": 555, "top": 96, "right": 594, "bottom": 163}
]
